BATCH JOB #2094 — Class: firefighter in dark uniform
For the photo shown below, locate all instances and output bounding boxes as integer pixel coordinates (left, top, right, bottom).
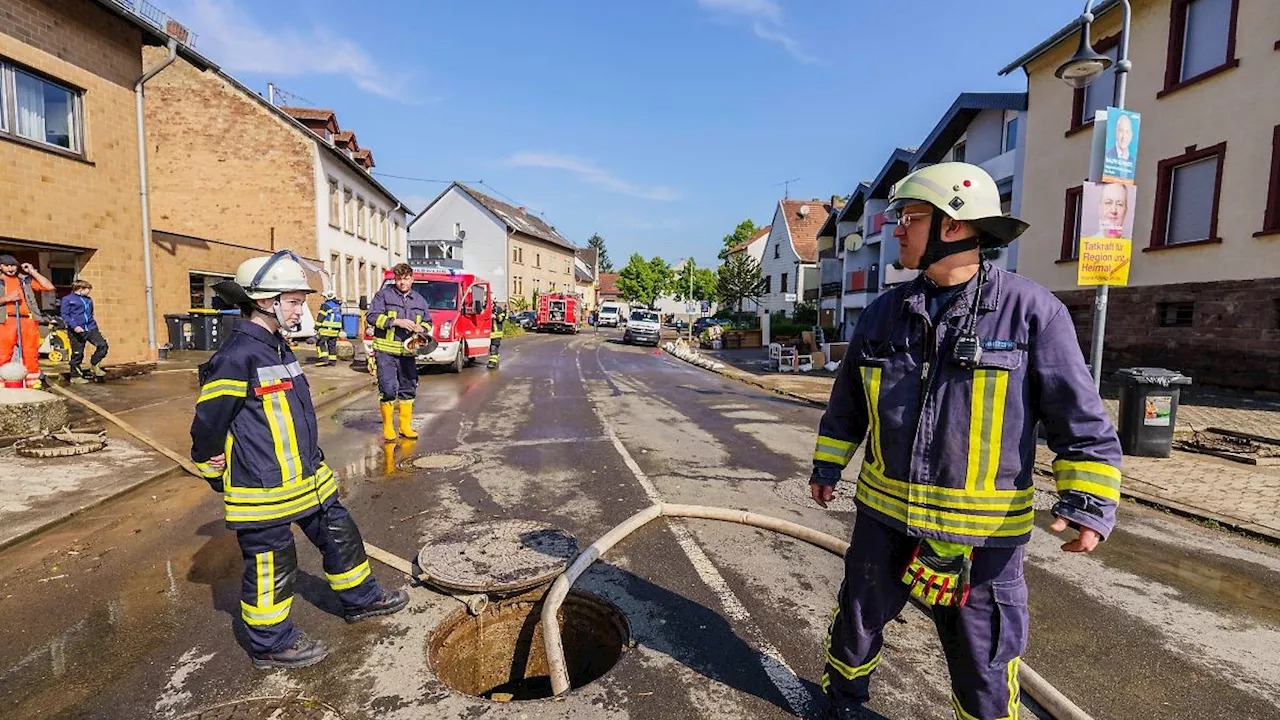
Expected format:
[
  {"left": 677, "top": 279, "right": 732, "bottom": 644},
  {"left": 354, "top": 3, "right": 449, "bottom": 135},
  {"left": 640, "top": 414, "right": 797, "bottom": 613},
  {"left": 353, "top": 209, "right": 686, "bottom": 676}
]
[
  {"left": 191, "top": 251, "right": 409, "bottom": 669},
  {"left": 315, "top": 291, "right": 342, "bottom": 366},
  {"left": 365, "top": 263, "right": 430, "bottom": 442},
  {"left": 487, "top": 303, "right": 508, "bottom": 369},
  {"left": 810, "top": 163, "right": 1123, "bottom": 719}
]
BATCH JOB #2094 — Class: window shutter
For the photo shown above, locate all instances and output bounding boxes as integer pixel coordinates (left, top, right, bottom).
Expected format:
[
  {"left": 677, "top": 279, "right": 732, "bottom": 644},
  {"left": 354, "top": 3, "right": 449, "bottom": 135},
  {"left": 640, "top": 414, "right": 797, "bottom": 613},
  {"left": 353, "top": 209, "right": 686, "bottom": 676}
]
[
  {"left": 1167, "top": 157, "right": 1218, "bottom": 244},
  {"left": 1181, "top": 0, "right": 1231, "bottom": 80}
]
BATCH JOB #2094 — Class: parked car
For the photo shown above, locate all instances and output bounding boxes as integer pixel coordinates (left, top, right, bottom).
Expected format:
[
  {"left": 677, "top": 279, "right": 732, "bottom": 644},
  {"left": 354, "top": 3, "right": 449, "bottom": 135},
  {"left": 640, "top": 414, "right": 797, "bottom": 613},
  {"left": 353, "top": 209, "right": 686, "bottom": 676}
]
[
  {"left": 623, "top": 309, "right": 662, "bottom": 346},
  {"left": 692, "top": 317, "right": 725, "bottom": 335},
  {"left": 515, "top": 311, "right": 538, "bottom": 330}
]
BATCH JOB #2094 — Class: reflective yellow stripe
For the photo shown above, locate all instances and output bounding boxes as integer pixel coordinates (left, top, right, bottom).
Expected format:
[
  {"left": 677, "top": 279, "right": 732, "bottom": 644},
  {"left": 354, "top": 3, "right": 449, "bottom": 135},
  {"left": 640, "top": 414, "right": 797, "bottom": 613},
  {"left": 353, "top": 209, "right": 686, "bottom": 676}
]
[
  {"left": 257, "top": 551, "right": 272, "bottom": 608},
  {"left": 861, "top": 463, "right": 1034, "bottom": 510},
  {"left": 195, "top": 460, "right": 222, "bottom": 480},
  {"left": 224, "top": 474, "right": 338, "bottom": 523},
  {"left": 966, "top": 369, "right": 1009, "bottom": 493},
  {"left": 198, "top": 378, "right": 247, "bottom": 403},
  {"left": 224, "top": 434, "right": 234, "bottom": 488},
  {"left": 1053, "top": 459, "right": 1122, "bottom": 502},
  {"left": 860, "top": 367, "right": 884, "bottom": 473},
  {"left": 260, "top": 381, "right": 301, "bottom": 485},
  {"left": 814, "top": 434, "right": 857, "bottom": 466},
  {"left": 952, "top": 657, "right": 1020, "bottom": 720},
  {"left": 240, "top": 597, "right": 293, "bottom": 626},
  {"left": 375, "top": 311, "right": 393, "bottom": 329},
  {"left": 372, "top": 339, "right": 405, "bottom": 354},
  {"left": 856, "top": 469, "right": 1034, "bottom": 540},
  {"left": 326, "top": 560, "right": 371, "bottom": 591},
  {"left": 825, "top": 649, "right": 880, "bottom": 681}
]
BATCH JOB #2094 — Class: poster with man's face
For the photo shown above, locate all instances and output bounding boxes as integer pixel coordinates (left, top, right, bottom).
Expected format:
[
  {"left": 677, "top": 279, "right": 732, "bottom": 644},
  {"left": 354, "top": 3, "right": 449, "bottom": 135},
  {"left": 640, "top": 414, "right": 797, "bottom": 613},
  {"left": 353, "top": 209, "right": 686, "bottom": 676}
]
[
  {"left": 1102, "top": 107, "right": 1140, "bottom": 184},
  {"left": 1081, "top": 181, "right": 1136, "bottom": 240}
]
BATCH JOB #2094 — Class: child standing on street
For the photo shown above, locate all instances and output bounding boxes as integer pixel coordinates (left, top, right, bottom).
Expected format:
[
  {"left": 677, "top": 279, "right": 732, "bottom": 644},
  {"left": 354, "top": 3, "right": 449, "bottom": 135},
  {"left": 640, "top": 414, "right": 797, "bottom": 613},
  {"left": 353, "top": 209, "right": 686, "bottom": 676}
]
[{"left": 61, "top": 280, "right": 109, "bottom": 382}]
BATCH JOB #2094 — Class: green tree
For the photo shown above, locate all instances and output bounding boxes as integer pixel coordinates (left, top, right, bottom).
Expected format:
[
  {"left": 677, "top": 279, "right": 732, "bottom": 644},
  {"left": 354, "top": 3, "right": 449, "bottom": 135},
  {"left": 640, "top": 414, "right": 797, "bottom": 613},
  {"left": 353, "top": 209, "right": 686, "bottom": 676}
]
[
  {"left": 717, "top": 219, "right": 759, "bottom": 260},
  {"left": 673, "top": 259, "right": 718, "bottom": 302},
  {"left": 587, "top": 233, "right": 613, "bottom": 273},
  {"left": 716, "top": 252, "right": 764, "bottom": 312},
  {"left": 616, "top": 253, "right": 674, "bottom": 308}
]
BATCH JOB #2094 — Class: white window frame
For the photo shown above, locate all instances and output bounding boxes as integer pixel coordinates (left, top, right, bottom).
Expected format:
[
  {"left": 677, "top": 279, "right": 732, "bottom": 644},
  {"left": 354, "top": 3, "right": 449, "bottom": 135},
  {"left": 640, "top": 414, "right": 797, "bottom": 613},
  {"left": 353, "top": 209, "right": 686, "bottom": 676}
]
[
  {"left": 1, "top": 62, "right": 85, "bottom": 155},
  {"left": 1003, "top": 114, "right": 1018, "bottom": 154}
]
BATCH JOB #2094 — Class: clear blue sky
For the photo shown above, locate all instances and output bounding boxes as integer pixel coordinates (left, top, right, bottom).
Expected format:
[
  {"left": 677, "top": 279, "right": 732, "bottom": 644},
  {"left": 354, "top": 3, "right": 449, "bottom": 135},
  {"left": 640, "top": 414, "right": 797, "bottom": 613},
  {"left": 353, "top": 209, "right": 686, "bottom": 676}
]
[{"left": 168, "top": 0, "right": 1085, "bottom": 269}]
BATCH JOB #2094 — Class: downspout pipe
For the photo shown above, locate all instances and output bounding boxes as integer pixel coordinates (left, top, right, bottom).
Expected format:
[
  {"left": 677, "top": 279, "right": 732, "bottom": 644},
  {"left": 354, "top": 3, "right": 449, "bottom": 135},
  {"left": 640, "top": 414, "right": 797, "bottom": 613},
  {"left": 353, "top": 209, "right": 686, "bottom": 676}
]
[
  {"left": 135, "top": 38, "right": 178, "bottom": 360},
  {"left": 389, "top": 202, "right": 401, "bottom": 268}
]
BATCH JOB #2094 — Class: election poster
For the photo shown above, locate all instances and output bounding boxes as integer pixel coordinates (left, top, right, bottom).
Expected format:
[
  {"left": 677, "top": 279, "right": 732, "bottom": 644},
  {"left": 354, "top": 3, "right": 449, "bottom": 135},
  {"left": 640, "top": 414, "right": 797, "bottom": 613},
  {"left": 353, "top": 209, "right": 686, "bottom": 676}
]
[
  {"left": 1077, "top": 181, "right": 1136, "bottom": 286},
  {"left": 1102, "top": 107, "right": 1140, "bottom": 185}
]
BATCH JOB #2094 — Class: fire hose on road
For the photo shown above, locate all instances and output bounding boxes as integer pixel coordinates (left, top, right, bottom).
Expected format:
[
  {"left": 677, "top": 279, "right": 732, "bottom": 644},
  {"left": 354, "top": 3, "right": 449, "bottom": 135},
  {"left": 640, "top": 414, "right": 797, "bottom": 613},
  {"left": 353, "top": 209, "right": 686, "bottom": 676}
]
[
  {"left": 55, "top": 383, "right": 1091, "bottom": 718},
  {"left": 541, "top": 503, "right": 1094, "bottom": 720}
]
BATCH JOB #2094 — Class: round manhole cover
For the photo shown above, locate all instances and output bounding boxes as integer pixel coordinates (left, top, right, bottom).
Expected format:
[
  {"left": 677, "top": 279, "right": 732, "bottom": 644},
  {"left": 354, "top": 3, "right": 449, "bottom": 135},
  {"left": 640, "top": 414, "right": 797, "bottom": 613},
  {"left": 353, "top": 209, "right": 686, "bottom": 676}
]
[
  {"left": 180, "top": 695, "right": 341, "bottom": 720},
  {"left": 773, "top": 477, "right": 856, "bottom": 513},
  {"left": 400, "top": 452, "right": 477, "bottom": 472},
  {"left": 418, "top": 520, "right": 579, "bottom": 594}
]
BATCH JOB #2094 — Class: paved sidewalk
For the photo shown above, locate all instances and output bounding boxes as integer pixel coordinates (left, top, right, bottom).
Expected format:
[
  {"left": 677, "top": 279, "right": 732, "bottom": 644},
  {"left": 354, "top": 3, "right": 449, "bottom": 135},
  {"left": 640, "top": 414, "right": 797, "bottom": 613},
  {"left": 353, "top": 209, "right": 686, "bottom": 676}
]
[
  {"left": 686, "top": 346, "right": 1280, "bottom": 541},
  {"left": 0, "top": 356, "right": 373, "bottom": 550}
]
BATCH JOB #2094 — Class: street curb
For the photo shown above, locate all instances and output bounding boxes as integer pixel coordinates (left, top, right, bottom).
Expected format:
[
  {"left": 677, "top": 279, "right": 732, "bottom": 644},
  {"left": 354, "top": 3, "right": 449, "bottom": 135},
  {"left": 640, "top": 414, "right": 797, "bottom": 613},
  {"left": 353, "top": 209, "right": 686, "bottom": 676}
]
[
  {"left": 0, "top": 376, "right": 375, "bottom": 554},
  {"left": 662, "top": 346, "right": 828, "bottom": 409},
  {"left": 0, "top": 463, "right": 186, "bottom": 553}
]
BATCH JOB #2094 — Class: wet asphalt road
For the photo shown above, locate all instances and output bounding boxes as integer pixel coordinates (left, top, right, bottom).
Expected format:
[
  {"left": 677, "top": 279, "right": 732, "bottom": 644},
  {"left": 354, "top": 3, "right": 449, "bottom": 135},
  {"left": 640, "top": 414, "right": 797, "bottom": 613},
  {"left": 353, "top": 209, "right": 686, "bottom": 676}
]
[{"left": 1, "top": 330, "right": 1278, "bottom": 719}]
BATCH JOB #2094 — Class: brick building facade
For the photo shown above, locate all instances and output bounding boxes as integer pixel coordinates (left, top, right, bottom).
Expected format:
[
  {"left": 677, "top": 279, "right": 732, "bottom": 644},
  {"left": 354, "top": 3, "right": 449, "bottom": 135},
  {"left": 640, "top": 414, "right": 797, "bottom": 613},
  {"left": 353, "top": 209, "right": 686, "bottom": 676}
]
[{"left": 0, "top": 0, "right": 210, "bottom": 364}]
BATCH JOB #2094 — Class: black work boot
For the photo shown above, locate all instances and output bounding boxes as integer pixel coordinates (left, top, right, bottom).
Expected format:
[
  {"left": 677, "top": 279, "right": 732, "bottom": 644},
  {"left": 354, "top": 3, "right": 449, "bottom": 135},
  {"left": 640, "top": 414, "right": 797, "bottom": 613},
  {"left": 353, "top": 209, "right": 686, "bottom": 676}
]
[
  {"left": 251, "top": 633, "right": 329, "bottom": 670},
  {"left": 345, "top": 587, "right": 409, "bottom": 623},
  {"left": 824, "top": 697, "right": 875, "bottom": 720}
]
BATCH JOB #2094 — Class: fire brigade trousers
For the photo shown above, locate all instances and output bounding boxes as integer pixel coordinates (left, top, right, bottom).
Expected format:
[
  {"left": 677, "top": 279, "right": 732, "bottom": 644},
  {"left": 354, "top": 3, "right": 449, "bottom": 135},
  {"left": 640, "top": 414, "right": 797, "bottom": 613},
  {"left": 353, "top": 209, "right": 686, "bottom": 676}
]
[
  {"left": 236, "top": 501, "right": 382, "bottom": 655},
  {"left": 315, "top": 335, "right": 337, "bottom": 362},
  {"left": 0, "top": 317, "right": 41, "bottom": 383},
  {"left": 374, "top": 351, "right": 417, "bottom": 402},
  {"left": 824, "top": 514, "right": 1028, "bottom": 720},
  {"left": 488, "top": 337, "right": 501, "bottom": 364}
]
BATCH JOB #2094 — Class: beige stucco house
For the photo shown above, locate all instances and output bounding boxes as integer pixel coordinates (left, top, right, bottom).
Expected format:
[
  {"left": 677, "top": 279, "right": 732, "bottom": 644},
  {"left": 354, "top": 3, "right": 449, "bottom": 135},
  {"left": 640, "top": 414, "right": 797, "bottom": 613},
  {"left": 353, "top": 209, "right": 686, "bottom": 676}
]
[{"left": 1002, "top": 0, "right": 1280, "bottom": 390}]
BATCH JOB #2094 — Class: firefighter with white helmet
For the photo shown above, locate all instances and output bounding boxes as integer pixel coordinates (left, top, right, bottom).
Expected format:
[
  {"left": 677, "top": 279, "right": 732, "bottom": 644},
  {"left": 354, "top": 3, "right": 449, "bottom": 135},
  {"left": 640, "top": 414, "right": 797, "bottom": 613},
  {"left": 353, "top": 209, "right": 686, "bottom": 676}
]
[
  {"left": 810, "top": 163, "right": 1122, "bottom": 718},
  {"left": 191, "top": 250, "right": 408, "bottom": 669}
]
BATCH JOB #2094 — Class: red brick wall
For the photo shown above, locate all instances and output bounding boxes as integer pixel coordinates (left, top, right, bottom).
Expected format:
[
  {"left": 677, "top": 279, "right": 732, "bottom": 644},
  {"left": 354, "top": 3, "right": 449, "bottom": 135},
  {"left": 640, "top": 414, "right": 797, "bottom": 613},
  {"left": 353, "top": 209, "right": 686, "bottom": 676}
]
[{"left": 1056, "top": 278, "right": 1280, "bottom": 392}]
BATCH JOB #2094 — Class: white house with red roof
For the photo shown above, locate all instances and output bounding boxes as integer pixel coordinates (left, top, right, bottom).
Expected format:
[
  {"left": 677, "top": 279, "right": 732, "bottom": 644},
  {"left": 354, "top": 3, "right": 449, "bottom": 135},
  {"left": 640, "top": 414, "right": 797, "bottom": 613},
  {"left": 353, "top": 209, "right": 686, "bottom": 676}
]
[{"left": 758, "top": 199, "right": 833, "bottom": 316}]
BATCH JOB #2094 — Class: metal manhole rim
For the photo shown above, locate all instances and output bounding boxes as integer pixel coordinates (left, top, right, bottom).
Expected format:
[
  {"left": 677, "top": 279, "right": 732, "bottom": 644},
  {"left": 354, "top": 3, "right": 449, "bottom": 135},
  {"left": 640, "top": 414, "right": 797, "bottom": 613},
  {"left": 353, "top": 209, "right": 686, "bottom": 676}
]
[
  {"left": 397, "top": 451, "right": 479, "bottom": 472},
  {"left": 416, "top": 519, "right": 579, "bottom": 594},
  {"left": 13, "top": 431, "right": 108, "bottom": 458}
]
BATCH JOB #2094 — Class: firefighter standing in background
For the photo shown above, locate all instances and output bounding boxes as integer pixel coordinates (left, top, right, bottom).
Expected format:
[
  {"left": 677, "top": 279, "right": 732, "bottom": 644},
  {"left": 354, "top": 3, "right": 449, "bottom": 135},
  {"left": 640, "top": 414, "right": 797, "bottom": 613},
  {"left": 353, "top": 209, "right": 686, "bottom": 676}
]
[
  {"left": 0, "top": 255, "right": 54, "bottom": 389},
  {"left": 366, "top": 263, "right": 430, "bottom": 442},
  {"left": 191, "top": 251, "right": 408, "bottom": 669},
  {"left": 487, "top": 302, "right": 508, "bottom": 369},
  {"left": 810, "top": 163, "right": 1122, "bottom": 720},
  {"left": 315, "top": 292, "right": 342, "bottom": 366}
]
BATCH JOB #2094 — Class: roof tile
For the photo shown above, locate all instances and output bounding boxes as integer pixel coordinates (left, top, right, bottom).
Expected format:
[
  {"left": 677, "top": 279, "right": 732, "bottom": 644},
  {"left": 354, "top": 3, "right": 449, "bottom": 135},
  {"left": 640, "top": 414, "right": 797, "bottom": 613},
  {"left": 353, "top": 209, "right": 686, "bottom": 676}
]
[{"left": 780, "top": 200, "right": 832, "bottom": 263}]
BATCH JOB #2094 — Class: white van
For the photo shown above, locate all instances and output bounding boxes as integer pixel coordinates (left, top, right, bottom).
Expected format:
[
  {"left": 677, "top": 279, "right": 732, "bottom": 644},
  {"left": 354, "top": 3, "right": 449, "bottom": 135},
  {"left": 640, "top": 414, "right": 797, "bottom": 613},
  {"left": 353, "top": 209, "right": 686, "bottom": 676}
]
[{"left": 598, "top": 301, "right": 628, "bottom": 328}]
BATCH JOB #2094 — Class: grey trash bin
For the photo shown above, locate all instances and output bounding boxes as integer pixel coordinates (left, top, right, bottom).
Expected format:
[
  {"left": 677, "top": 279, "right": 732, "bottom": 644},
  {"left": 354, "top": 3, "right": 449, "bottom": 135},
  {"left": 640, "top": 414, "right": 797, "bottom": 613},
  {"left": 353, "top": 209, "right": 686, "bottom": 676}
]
[{"left": 1115, "top": 367, "right": 1193, "bottom": 457}]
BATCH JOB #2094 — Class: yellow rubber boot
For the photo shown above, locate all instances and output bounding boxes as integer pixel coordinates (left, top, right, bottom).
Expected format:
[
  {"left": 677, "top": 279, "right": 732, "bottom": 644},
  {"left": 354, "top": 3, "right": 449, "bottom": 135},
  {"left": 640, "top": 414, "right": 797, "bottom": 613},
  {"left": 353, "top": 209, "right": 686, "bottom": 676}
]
[
  {"left": 397, "top": 401, "right": 419, "bottom": 439},
  {"left": 380, "top": 402, "right": 397, "bottom": 442}
]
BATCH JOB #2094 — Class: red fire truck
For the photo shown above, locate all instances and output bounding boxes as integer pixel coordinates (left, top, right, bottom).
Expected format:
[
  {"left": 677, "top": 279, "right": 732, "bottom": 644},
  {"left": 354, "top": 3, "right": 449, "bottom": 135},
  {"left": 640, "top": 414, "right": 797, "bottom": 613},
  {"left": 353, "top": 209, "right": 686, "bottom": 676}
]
[
  {"left": 363, "top": 267, "right": 493, "bottom": 373},
  {"left": 536, "top": 292, "right": 580, "bottom": 334}
]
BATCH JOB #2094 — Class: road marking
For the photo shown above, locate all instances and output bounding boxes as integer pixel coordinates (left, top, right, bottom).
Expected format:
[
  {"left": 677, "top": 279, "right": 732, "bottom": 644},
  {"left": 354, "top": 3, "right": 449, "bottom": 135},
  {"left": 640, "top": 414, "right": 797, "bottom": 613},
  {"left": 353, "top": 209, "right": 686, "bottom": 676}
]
[{"left": 577, "top": 348, "right": 813, "bottom": 716}]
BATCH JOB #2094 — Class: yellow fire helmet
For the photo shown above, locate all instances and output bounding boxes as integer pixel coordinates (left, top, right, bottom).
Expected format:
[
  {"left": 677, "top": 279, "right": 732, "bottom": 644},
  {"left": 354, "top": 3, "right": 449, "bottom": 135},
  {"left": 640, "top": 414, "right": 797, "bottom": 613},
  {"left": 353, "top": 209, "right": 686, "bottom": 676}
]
[{"left": 887, "top": 162, "right": 1029, "bottom": 247}]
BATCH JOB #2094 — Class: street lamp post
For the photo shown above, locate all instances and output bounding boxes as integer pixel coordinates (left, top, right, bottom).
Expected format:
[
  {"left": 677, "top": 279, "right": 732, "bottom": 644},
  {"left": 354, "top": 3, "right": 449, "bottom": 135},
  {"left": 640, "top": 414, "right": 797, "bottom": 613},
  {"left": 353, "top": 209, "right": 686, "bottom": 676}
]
[{"left": 1056, "top": 0, "right": 1131, "bottom": 390}]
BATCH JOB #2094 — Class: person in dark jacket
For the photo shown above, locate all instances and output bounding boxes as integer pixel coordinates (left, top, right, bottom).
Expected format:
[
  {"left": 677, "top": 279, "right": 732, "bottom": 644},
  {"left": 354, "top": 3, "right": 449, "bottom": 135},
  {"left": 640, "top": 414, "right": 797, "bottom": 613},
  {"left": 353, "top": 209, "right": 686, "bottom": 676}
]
[
  {"left": 191, "top": 251, "right": 408, "bottom": 670},
  {"left": 315, "top": 292, "right": 342, "bottom": 366},
  {"left": 365, "top": 263, "right": 430, "bottom": 441},
  {"left": 810, "top": 163, "right": 1122, "bottom": 720},
  {"left": 60, "top": 280, "right": 109, "bottom": 382},
  {"left": 487, "top": 303, "right": 508, "bottom": 369}
]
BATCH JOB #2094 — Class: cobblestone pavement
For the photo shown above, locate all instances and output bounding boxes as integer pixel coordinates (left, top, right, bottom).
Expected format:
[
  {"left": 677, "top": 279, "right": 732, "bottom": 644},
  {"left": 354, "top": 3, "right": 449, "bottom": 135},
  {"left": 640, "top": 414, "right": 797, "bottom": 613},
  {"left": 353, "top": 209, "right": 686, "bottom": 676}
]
[{"left": 691, "top": 346, "right": 1280, "bottom": 541}]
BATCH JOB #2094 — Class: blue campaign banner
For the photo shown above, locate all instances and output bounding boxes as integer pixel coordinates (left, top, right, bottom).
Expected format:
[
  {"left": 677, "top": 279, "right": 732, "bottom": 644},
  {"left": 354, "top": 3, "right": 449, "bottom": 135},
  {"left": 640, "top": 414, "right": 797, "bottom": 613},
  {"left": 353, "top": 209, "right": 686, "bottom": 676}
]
[{"left": 1102, "top": 107, "right": 1140, "bottom": 185}]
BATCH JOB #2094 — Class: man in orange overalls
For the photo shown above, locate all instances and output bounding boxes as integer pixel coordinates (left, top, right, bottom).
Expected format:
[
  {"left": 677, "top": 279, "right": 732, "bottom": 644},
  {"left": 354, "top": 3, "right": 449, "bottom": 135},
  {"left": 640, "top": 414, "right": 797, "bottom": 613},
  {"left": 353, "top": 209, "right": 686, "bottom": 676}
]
[{"left": 1, "top": 254, "right": 54, "bottom": 389}]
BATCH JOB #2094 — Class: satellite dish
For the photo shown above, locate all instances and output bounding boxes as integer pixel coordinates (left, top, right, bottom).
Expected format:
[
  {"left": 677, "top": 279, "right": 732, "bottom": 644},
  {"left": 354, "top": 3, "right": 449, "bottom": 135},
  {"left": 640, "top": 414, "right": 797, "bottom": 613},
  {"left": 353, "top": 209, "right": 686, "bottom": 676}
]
[
  {"left": 798, "top": 205, "right": 810, "bottom": 217},
  {"left": 847, "top": 233, "right": 864, "bottom": 252},
  {"left": 456, "top": 229, "right": 467, "bottom": 241}
]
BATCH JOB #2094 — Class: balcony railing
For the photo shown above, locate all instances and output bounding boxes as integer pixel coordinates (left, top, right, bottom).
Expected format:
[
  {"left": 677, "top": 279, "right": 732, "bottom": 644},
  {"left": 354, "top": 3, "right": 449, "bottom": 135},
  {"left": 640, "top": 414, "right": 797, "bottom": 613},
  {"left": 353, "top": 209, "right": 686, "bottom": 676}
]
[
  {"left": 803, "top": 287, "right": 820, "bottom": 302},
  {"left": 844, "top": 264, "right": 880, "bottom": 294},
  {"left": 111, "top": 0, "right": 199, "bottom": 47},
  {"left": 821, "top": 282, "right": 842, "bottom": 298}
]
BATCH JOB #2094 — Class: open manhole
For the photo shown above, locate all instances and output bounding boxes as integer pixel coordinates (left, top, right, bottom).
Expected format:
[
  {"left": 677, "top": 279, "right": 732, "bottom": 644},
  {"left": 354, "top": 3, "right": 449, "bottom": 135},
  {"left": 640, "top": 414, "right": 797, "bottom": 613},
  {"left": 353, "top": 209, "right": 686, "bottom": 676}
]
[
  {"left": 429, "top": 590, "right": 629, "bottom": 701},
  {"left": 417, "top": 520, "right": 578, "bottom": 594},
  {"left": 399, "top": 451, "right": 477, "bottom": 472},
  {"left": 773, "top": 477, "right": 856, "bottom": 512}
]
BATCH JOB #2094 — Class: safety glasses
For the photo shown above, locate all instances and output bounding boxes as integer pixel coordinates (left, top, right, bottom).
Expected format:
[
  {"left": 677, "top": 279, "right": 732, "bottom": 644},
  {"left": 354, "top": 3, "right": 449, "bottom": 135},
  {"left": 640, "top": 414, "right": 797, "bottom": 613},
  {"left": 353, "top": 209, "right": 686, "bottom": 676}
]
[{"left": 884, "top": 207, "right": 932, "bottom": 229}]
